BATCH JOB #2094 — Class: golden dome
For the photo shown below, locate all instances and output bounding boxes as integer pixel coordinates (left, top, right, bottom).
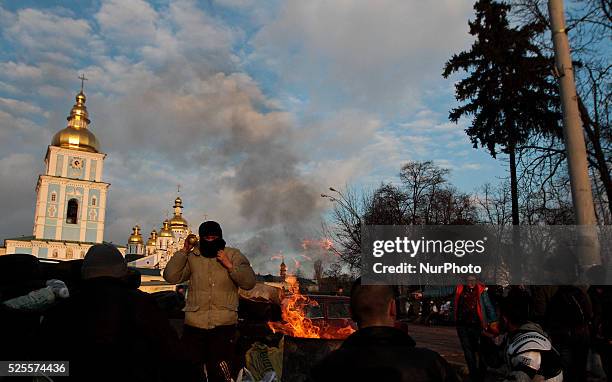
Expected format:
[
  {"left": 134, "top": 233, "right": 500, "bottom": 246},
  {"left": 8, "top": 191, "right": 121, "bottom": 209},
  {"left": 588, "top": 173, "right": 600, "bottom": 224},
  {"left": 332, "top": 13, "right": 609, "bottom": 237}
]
[
  {"left": 128, "top": 225, "right": 143, "bottom": 244},
  {"left": 169, "top": 215, "right": 188, "bottom": 228},
  {"left": 170, "top": 196, "right": 189, "bottom": 229},
  {"left": 159, "top": 220, "right": 174, "bottom": 237},
  {"left": 147, "top": 229, "right": 158, "bottom": 246},
  {"left": 51, "top": 90, "right": 100, "bottom": 153}
]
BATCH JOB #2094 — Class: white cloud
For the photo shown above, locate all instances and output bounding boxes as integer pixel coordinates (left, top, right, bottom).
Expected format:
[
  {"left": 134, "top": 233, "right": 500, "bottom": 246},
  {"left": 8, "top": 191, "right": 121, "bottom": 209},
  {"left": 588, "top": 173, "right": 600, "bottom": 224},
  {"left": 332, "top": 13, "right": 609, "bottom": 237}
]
[
  {"left": 0, "top": 61, "right": 43, "bottom": 81},
  {"left": 0, "top": 153, "right": 39, "bottom": 239},
  {"left": 462, "top": 163, "right": 483, "bottom": 170},
  {"left": 0, "top": 97, "right": 46, "bottom": 117},
  {"left": 0, "top": 110, "right": 51, "bottom": 156},
  {"left": 252, "top": 0, "right": 474, "bottom": 115},
  {"left": 3, "top": 8, "right": 91, "bottom": 54},
  {"left": 95, "top": 0, "right": 158, "bottom": 44}
]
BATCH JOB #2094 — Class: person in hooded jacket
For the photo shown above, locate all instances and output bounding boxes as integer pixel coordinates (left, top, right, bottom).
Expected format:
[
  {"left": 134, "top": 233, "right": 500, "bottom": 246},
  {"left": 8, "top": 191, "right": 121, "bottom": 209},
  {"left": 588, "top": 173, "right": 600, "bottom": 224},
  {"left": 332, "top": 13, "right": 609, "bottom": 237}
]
[{"left": 163, "top": 220, "right": 256, "bottom": 382}]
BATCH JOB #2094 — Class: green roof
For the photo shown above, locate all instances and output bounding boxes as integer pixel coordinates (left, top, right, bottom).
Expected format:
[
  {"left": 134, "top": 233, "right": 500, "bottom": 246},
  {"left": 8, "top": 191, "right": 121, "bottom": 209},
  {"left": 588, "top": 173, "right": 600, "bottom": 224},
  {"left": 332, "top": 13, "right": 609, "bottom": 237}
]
[
  {"left": 3, "top": 236, "right": 125, "bottom": 249},
  {"left": 3, "top": 235, "right": 35, "bottom": 242}
]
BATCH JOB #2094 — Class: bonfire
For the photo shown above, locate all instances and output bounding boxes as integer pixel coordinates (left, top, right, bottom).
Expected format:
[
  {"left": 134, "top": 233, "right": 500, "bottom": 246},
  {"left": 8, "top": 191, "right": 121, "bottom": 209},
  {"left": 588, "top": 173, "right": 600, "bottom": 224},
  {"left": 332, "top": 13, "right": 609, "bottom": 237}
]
[{"left": 267, "top": 276, "right": 355, "bottom": 340}]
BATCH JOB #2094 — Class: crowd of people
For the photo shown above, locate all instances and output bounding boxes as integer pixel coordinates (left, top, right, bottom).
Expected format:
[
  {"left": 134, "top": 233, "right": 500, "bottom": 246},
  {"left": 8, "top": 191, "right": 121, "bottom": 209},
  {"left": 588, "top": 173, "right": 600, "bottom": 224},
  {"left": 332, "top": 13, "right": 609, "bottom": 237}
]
[
  {"left": 1, "top": 221, "right": 611, "bottom": 381},
  {"left": 451, "top": 276, "right": 612, "bottom": 382},
  {"left": 0, "top": 221, "right": 256, "bottom": 382}
]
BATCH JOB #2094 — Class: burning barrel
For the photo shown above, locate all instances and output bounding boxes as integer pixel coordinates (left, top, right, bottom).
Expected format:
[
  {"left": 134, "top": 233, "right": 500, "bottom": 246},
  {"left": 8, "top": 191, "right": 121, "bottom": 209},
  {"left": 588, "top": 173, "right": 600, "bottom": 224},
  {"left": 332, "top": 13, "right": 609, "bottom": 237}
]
[{"left": 264, "top": 276, "right": 355, "bottom": 381}]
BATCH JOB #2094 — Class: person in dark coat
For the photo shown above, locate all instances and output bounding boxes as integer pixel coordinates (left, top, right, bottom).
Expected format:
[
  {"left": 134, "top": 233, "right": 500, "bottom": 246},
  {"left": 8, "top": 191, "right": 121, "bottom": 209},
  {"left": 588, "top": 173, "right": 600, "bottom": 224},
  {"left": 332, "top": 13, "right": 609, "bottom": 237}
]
[
  {"left": 311, "top": 279, "right": 459, "bottom": 382},
  {"left": 588, "top": 281, "right": 612, "bottom": 380},
  {"left": 545, "top": 285, "right": 592, "bottom": 382},
  {"left": 38, "top": 243, "right": 188, "bottom": 382},
  {"left": 0, "top": 254, "right": 48, "bottom": 361}
]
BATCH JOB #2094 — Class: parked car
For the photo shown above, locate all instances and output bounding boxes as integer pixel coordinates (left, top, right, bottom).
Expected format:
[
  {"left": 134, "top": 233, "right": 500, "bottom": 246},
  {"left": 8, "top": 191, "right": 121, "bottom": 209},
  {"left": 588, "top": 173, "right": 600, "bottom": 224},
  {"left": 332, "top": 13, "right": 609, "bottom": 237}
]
[{"left": 304, "top": 295, "right": 357, "bottom": 333}]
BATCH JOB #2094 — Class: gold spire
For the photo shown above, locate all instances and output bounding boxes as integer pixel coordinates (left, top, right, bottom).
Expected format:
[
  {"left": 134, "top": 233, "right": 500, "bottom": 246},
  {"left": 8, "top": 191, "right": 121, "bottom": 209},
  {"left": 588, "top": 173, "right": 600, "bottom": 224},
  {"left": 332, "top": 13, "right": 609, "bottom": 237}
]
[
  {"left": 169, "top": 196, "right": 188, "bottom": 229},
  {"left": 51, "top": 75, "right": 100, "bottom": 153},
  {"left": 280, "top": 256, "right": 287, "bottom": 280},
  {"left": 128, "top": 225, "right": 144, "bottom": 244}
]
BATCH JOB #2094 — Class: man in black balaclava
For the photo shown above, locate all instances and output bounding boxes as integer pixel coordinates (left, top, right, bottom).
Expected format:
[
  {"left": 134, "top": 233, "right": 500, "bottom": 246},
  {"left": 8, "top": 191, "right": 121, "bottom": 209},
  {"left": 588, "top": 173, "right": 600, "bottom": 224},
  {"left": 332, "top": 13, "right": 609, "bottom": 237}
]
[
  {"left": 198, "top": 221, "right": 227, "bottom": 258},
  {"left": 163, "top": 221, "right": 256, "bottom": 382}
]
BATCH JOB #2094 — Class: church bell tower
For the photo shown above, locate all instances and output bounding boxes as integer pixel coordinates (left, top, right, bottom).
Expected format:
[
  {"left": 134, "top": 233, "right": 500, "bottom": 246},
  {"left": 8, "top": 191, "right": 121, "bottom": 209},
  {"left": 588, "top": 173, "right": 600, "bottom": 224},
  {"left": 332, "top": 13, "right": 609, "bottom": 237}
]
[{"left": 32, "top": 79, "right": 110, "bottom": 245}]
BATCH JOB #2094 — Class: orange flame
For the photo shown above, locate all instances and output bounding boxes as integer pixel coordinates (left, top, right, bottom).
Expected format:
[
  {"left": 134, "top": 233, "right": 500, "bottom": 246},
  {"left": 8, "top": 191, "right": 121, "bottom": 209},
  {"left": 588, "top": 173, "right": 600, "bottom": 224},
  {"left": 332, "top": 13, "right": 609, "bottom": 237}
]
[
  {"left": 321, "top": 238, "right": 334, "bottom": 250},
  {"left": 293, "top": 258, "right": 301, "bottom": 270},
  {"left": 267, "top": 276, "right": 355, "bottom": 340},
  {"left": 301, "top": 238, "right": 338, "bottom": 256}
]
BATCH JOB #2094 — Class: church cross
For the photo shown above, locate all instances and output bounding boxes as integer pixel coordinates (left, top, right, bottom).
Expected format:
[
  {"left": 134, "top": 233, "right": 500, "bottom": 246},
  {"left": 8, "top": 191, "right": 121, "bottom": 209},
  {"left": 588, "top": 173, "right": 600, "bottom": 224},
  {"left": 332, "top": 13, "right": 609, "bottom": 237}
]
[{"left": 78, "top": 74, "right": 88, "bottom": 92}]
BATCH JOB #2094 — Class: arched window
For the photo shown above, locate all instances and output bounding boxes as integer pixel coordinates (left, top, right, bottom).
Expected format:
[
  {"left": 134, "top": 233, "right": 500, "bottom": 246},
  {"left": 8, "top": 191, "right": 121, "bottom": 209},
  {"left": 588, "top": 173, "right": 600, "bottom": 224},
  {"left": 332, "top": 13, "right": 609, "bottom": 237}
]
[
  {"left": 51, "top": 192, "right": 57, "bottom": 202},
  {"left": 66, "top": 198, "right": 79, "bottom": 224}
]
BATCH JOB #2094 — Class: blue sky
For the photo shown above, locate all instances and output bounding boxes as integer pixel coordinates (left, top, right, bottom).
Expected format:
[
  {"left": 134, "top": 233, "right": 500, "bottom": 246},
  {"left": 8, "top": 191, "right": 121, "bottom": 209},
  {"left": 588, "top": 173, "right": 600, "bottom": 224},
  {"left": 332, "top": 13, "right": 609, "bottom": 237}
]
[{"left": 0, "top": 0, "right": 508, "bottom": 273}]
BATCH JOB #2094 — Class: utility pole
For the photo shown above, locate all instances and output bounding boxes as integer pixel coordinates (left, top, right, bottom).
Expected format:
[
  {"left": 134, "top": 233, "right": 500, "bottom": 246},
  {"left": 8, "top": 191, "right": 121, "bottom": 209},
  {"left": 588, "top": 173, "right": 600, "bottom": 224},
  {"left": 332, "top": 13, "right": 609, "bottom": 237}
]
[{"left": 548, "top": 0, "right": 601, "bottom": 271}]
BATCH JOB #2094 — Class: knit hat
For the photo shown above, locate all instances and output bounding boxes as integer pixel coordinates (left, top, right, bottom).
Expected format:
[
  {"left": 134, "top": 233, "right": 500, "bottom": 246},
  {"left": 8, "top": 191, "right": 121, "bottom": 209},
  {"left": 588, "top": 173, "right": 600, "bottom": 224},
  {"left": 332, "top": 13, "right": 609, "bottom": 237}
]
[
  {"left": 199, "top": 221, "right": 223, "bottom": 238},
  {"left": 81, "top": 243, "right": 128, "bottom": 280}
]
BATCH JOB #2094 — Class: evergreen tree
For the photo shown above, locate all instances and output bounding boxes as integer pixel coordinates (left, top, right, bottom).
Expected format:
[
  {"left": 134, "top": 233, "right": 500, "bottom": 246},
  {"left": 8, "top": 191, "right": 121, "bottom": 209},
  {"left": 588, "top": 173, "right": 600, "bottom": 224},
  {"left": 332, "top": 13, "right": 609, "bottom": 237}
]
[{"left": 443, "top": 0, "right": 561, "bottom": 225}]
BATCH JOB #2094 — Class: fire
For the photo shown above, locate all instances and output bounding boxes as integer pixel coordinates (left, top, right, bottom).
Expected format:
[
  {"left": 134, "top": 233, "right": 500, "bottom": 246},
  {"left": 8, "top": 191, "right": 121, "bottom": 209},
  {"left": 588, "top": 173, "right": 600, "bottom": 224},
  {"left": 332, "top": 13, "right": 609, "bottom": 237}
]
[
  {"left": 267, "top": 276, "right": 356, "bottom": 340},
  {"left": 301, "top": 238, "right": 335, "bottom": 252},
  {"left": 321, "top": 238, "right": 334, "bottom": 251}
]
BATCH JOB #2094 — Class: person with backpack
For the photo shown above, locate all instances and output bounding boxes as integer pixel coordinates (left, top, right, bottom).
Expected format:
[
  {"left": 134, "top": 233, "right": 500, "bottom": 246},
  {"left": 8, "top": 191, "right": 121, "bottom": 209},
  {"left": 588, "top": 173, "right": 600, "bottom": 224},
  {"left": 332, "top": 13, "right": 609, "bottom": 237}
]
[
  {"left": 544, "top": 285, "right": 592, "bottom": 382},
  {"left": 501, "top": 296, "right": 564, "bottom": 381}
]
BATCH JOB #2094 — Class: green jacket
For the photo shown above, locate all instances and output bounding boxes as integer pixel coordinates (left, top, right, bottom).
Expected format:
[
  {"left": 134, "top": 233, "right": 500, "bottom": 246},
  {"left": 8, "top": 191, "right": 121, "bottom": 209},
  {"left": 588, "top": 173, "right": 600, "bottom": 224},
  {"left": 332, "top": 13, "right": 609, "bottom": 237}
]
[{"left": 163, "top": 247, "right": 256, "bottom": 329}]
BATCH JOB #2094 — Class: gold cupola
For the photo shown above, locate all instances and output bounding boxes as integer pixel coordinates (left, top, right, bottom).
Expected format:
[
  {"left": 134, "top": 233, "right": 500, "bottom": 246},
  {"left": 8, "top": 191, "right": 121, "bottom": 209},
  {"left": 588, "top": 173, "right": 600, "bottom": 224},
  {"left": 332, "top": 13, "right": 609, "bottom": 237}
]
[
  {"left": 147, "top": 229, "right": 158, "bottom": 246},
  {"left": 51, "top": 82, "right": 100, "bottom": 153},
  {"left": 159, "top": 219, "right": 174, "bottom": 237},
  {"left": 128, "top": 225, "right": 144, "bottom": 244},
  {"left": 169, "top": 196, "right": 189, "bottom": 229}
]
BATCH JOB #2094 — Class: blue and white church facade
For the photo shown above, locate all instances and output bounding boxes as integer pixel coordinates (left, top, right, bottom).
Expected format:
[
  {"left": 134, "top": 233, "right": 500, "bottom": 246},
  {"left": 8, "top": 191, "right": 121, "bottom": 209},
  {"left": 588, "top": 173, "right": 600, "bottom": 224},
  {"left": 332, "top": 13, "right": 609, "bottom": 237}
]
[{"left": 1, "top": 86, "right": 124, "bottom": 259}]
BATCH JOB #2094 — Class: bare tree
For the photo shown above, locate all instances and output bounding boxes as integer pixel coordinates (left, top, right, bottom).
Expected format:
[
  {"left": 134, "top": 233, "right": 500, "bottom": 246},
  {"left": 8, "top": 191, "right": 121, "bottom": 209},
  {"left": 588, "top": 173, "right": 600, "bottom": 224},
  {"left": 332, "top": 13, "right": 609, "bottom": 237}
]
[
  {"left": 322, "top": 187, "right": 369, "bottom": 271},
  {"left": 313, "top": 259, "right": 323, "bottom": 283},
  {"left": 429, "top": 187, "right": 479, "bottom": 224},
  {"left": 400, "top": 161, "right": 449, "bottom": 224},
  {"left": 324, "top": 161, "right": 479, "bottom": 269},
  {"left": 363, "top": 183, "right": 410, "bottom": 225},
  {"left": 476, "top": 182, "right": 513, "bottom": 225}
]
